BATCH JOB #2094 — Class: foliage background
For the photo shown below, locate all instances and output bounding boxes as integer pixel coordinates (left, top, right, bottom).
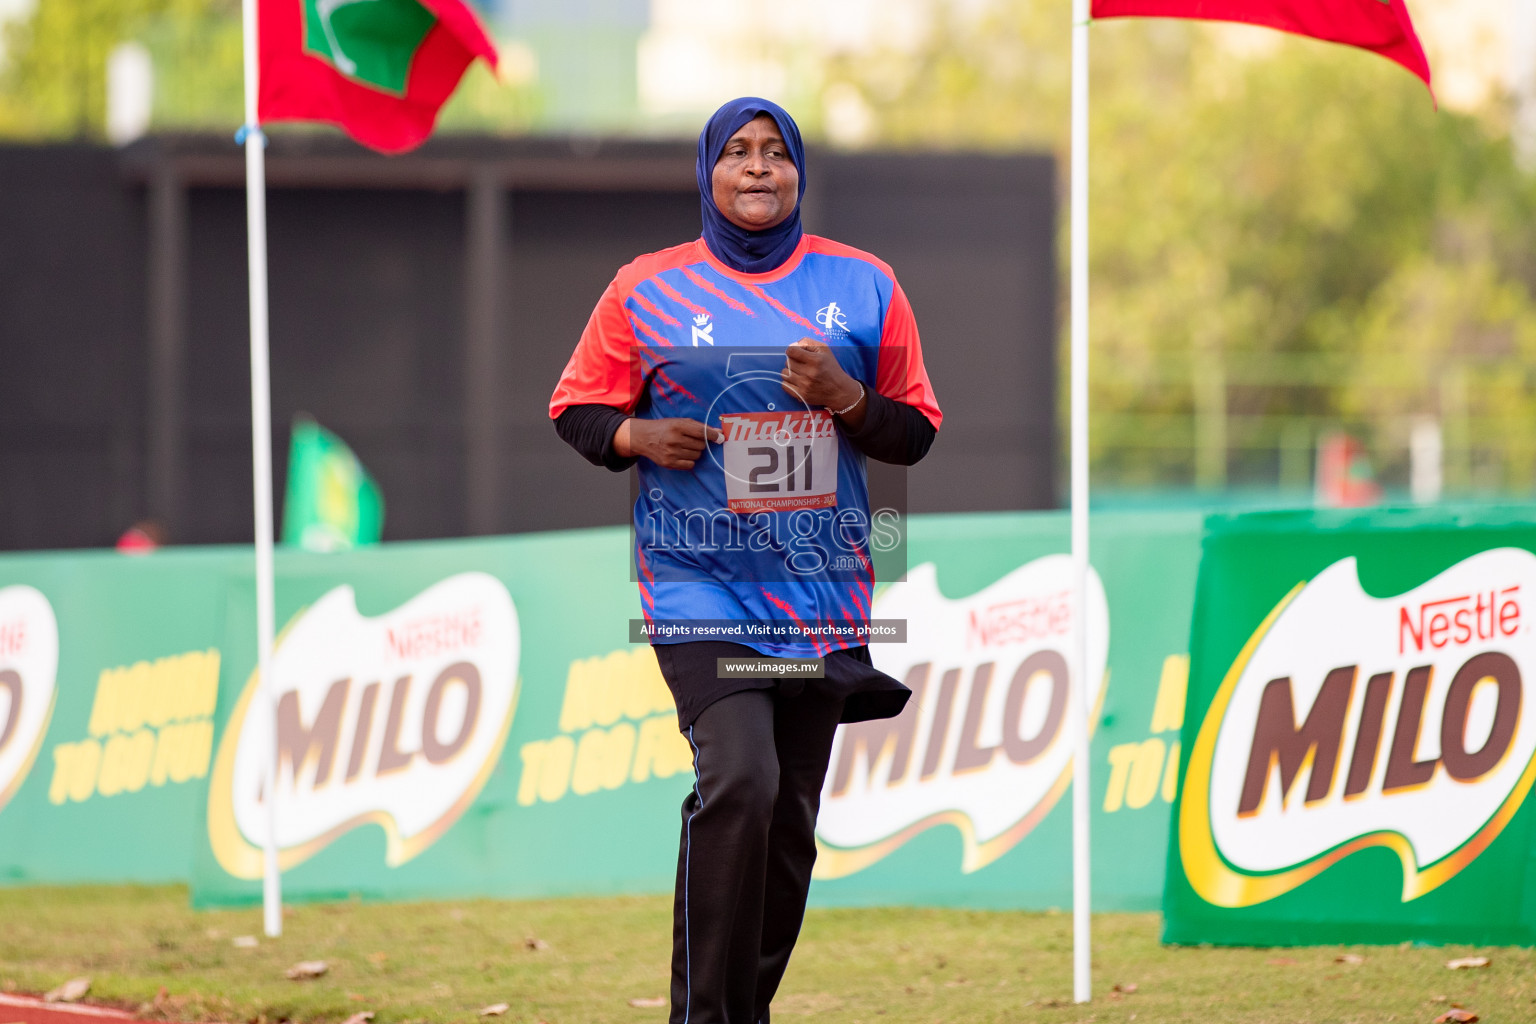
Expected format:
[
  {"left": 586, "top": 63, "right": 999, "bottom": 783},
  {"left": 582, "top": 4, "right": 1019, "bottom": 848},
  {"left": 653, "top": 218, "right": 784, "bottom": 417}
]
[{"left": 817, "top": 4, "right": 1536, "bottom": 498}]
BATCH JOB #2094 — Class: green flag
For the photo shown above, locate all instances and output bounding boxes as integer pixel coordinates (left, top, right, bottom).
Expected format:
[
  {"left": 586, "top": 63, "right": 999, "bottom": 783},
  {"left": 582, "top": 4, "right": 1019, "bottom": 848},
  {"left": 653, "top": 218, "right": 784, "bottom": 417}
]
[{"left": 282, "top": 416, "right": 384, "bottom": 552}]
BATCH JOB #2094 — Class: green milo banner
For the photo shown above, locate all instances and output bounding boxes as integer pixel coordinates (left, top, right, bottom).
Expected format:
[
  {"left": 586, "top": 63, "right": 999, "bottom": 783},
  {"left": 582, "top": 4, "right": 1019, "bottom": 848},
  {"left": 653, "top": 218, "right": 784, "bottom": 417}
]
[
  {"left": 1164, "top": 507, "right": 1536, "bottom": 946},
  {"left": 0, "top": 511, "right": 1202, "bottom": 909},
  {"left": 0, "top": 547, "right": 242, "bottom": 882},
  {"left": 195, "top": 529, "right": 680, "bottom": 904},
  {"left": 813, "top": 511, "right": 1197, "bottom": 910}
]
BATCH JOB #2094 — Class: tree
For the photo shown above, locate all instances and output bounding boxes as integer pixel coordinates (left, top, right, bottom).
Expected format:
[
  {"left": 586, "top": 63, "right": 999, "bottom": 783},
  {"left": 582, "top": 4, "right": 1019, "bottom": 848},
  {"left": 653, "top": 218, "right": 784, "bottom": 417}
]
[
  {"left": 817, "top": 4, "right": 1536, "bottom": 497},
  {"left": 0, "top": 0, "right": 203, "bottom": 138}
]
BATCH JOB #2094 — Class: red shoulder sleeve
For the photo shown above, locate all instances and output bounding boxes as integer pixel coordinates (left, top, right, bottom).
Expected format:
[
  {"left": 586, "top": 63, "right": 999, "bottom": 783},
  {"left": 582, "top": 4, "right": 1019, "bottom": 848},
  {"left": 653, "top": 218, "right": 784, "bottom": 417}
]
[
  {"left": 875, "top": 280, "right": 942, "bottom": 430},
  {"left": 550, "top": 242, "right": 706, "bottom": 419},
  {"left": 549, "top": 275, "right": 644, "bottom": 419}
]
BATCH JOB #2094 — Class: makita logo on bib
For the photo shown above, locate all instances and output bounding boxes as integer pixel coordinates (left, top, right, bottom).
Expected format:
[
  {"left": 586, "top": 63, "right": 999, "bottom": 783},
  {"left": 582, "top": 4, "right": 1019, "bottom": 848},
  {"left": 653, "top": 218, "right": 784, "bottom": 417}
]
[
  {"left": 208, "top": 573, "right": 519, "bottom": 878},
  {"left": 720, "top": 411, "right": 836, "bottom": 443},
  {"left": 1181, "top": 549, "right": 1536, "bottom": 908}
]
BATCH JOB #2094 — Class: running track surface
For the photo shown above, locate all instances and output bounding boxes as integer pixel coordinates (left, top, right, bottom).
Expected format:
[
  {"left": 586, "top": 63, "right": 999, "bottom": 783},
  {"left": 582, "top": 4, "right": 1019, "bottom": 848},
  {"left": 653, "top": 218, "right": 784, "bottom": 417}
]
[{"left": 0, "top": 994, "right": 133, "bottom": 1024}]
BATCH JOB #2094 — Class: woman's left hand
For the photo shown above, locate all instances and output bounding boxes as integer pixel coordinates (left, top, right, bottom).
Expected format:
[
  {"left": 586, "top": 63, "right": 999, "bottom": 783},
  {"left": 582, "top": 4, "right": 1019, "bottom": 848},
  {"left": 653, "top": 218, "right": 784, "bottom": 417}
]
[{"left": 782, "top": 339, "right": 864, "bottom": 421}]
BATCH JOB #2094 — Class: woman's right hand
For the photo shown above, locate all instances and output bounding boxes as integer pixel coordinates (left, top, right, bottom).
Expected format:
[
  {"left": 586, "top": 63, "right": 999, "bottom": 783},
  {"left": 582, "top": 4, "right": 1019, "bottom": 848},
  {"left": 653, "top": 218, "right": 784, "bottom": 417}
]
[{"left": 614, "top": 418, "right": 725, "bottom": 470}]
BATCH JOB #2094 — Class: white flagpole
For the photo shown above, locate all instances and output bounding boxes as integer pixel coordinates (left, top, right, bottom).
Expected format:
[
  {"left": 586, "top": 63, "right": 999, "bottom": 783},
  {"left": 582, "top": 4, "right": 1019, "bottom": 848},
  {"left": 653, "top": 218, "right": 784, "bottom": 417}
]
[
  {"left": 239, "top": 0, "right": 282, "bottom": 938},
  {"left": 1069, "top": 0, "right": 1093, "bottom": 1004}
]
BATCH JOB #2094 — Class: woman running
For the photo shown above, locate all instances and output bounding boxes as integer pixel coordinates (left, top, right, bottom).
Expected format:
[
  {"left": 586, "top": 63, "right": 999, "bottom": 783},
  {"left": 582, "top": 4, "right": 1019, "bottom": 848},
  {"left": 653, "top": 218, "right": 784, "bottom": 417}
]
[{"left": 550, "top": 96, "right": 942, "bottom": 1024}]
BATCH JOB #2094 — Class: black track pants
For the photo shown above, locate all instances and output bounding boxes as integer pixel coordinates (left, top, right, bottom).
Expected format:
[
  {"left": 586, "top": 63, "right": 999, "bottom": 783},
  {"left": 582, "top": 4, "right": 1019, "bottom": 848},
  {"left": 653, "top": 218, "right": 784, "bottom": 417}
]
[{"left": 670, "top": 686, "right": 845, "bottom": 1024}]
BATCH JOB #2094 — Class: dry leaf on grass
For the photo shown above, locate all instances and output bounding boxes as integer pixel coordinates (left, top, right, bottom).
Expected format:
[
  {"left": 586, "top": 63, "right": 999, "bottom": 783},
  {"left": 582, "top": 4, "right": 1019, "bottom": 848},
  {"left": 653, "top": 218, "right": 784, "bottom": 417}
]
[
  {"left": 340, "top": 1014, "right": 373, "bottom": 1024},
  {"left": 232, "top": 936, "right": 259, "bottom": 949},
  {"left": 1446, "top": 957, "right": 1490, "bottom": 970},
  {"left": 1335, "top": 954, "right": 1365, "bottom": 965},
  {"left": 43, "top": 978, "right": 90, "bottom": 1003},
  {"left": 285, "top": 960, "right": 329, "bottom": 980},
  {"left": 478, "top": 1005, "right": 509, "bottom": 1017},
  {"left": 1113, "top": 983, "right": 1139, "bottom": 994},
  {"left": 1266, "top": 957, "right": 1298, "bottom": 967},
  {"left": 627, "top": 997, "right": 667, "bottom": 1008},
  {"left": 775, "top": 993, "right": 843, "bottom": 1015},
  {"left": 1434, "top": 1010, "right": 1479, "bottom": 1023},
  {"left": 524, "top": 937, "right": 550, "bottom": 951},
  {"left": 138, "top": 990, "right": 194, "bottom": 1019}
]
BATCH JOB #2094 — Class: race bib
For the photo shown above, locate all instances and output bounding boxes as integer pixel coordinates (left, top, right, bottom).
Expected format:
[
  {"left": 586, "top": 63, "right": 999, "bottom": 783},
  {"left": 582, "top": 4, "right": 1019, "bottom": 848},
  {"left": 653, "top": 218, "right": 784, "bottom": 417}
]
[{"left": 719, "top": 411, "right": 839, "bottom": 514}]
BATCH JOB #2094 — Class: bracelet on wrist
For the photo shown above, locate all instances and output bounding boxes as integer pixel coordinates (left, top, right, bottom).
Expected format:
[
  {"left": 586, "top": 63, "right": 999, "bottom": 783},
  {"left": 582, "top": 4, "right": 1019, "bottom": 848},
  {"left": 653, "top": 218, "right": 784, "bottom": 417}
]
[{"left": 831, "top": 382, "right": 865, "bottom": 418}]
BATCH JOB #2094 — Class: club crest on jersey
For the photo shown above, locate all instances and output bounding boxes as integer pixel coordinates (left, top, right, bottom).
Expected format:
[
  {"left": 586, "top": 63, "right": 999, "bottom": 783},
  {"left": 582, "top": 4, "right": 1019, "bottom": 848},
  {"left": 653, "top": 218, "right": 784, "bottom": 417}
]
[
  {"left": 816, "top": 302, "right": 849, "bottom": 336},
  {"left": 691, "top": 314, "right": 714, "bottom": 347}
]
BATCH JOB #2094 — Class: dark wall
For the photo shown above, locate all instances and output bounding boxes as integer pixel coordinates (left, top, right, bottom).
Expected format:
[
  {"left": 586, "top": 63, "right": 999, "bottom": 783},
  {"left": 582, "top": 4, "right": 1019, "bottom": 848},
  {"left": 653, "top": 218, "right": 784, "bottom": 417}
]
[
  {"left": 181, "top": 187, "right": 474, "bottom": 544},
  {"left": 0, "top": 147, "right": 146, "bottom": 550},
  {"left": 814, "top": 153, "right": 1057, "bottom": 515},
  {"left": 0, "top": 136, "right": 1056, "bottom": 551}
]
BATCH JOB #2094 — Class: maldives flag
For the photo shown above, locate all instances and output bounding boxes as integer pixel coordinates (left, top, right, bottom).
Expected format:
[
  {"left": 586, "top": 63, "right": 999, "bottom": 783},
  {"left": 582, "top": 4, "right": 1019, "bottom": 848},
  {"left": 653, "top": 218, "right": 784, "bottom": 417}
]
[
  {"left": 259, "top": 0, "right": 499, "bottom": 154},
  {"left": 1090, "top": 0, "right": 1432, "bottom": 90}
]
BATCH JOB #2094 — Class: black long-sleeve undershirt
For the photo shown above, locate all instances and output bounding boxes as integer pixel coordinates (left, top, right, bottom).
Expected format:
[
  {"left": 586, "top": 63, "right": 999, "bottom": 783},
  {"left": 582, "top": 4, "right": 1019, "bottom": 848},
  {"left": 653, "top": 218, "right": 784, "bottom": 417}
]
[
  {"left": 553, "top": 403, "right": 637, "bottom": 472},
  {"left": 838, "top": 388, "right": 937, "bottom": 466},
  {"left": 553, "top": 389, "right": 936, "bottom": 472}
]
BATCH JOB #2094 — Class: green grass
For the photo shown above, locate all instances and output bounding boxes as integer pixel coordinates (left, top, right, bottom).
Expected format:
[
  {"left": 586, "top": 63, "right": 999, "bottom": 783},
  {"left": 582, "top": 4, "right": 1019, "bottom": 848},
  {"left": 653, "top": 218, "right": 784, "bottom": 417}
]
[{"left": 0, "top": 885, "right": 1533, "bottom": 1023}]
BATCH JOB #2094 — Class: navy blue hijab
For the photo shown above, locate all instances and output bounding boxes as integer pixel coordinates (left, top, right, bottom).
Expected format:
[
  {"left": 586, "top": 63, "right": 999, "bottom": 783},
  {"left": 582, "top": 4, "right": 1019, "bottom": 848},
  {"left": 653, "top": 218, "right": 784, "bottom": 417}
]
[{"left": 697, "top": 97, "right": 807, "bottom": 274}]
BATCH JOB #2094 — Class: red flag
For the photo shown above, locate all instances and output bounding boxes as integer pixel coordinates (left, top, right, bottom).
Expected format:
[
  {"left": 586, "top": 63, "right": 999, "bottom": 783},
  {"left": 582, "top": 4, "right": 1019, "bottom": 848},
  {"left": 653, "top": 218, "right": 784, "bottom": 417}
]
[
  {"left": 259, "top": 0, "right": 499, "bottom": 154},
  {"left": 1315, "top": 432, "right": 1382, "bottom": 507},
  {"left": 1090, "top": 0, "right": 1432, "bottom": 91}
]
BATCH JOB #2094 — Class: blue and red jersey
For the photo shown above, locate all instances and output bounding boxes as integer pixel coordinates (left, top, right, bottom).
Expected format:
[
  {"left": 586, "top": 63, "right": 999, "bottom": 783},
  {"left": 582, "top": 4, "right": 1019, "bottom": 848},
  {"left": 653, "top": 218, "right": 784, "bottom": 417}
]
[{"left": 550, "top": 234, "right": 942, "bottom": 657}]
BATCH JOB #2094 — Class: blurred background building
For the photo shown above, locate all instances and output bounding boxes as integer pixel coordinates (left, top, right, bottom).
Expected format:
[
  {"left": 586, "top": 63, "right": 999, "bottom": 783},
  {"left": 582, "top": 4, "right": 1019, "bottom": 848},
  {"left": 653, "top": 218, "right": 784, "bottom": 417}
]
[{"left": 2, "top": 0, "right": 1535, "bottom": 550}]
